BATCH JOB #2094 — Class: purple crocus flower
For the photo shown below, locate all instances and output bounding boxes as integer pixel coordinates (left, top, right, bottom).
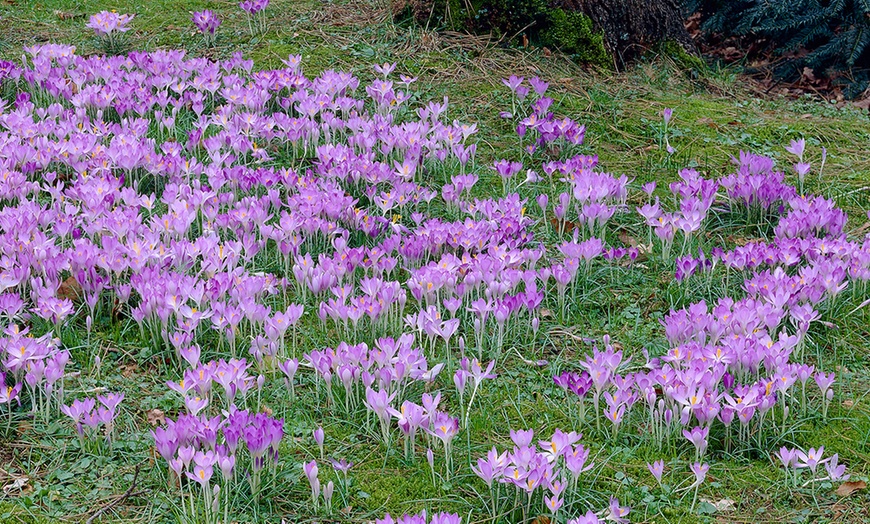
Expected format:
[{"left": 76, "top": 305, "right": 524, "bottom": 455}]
[{"left": 647, "top": 459, "right": 665, "bottom": 485}]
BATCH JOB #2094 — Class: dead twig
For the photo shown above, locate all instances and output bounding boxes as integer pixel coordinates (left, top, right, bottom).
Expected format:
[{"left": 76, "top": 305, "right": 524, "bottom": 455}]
[{"left": 85, "top": 465, "right": 142, "bottom": 524}]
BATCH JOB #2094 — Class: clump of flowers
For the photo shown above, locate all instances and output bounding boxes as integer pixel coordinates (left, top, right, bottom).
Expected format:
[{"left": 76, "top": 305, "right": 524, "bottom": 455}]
[
  {"left": 191, "top": 10, "right": 221, "bottom": 46},
  {"left": 776, "top": 445, "right": 849, "bottom": 498},
  {"left": 239, "top": 0, "right": 269, "bottom": 35},
  {"left": 61, "top": 393, "right": 124, "bottom": 452},
  {"left": 2, "top": 326, "right": 69, "bottom": 423},
  {"left": 473, "top": 428, "right": 596, "bottom": 521},
  {"left": 85, "top": 11, "right": 134, "bottom": 52},
  {"left": 375, "top": 512, "right": 461, "bottom": 524}
]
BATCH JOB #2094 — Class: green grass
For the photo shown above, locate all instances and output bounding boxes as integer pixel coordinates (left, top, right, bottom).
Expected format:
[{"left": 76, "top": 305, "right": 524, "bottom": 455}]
[{"left": 1, "top": 0, "right": 869, "bottom": 522}]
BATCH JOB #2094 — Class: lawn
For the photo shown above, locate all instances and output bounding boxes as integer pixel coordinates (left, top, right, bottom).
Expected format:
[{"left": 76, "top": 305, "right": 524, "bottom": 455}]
[{"left": 0, "top": 0, "right": 869, "bottom": 523}]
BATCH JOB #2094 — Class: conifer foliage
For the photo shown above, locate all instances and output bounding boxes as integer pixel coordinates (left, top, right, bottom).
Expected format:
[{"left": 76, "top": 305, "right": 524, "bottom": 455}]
[{"left": 686, "top": 0, "right": 870, "bottom": 96}]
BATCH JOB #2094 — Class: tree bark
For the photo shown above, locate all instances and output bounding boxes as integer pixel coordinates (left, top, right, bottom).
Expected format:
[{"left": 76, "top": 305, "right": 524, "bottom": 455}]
[{"left": 556, "top": 0, "right": 697, "bottom": 67}]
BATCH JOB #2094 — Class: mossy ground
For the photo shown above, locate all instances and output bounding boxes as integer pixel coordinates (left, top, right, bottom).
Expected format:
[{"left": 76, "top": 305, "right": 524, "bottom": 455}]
[{"left": 0, "top": 0, "right": 869, "bottom": 522}]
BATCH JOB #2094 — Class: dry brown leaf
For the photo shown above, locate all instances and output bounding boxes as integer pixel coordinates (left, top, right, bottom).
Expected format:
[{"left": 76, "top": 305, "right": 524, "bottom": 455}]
[
  {"left": 3, "top": 476, "right": 30, "bottom": 496},
  {"left": 618, "top": 231, "right": 639, "bottom": 247},
  {"left": 120, "top": 363, "right": 139, "bottom": 378},
  {"left": 836, "top": 480, "right": 866, "bottom": 497},
  {"left": 713, "top": 498, "right": 735, "bottom": 511},
  {"left": 842, "top": 399, "right": 854, "bottom": 408},
  {"left": 57, "top": 275, "right": 82, "bottom": 301},
  {"left": 146, "top": 408, "right": 165, "bottom": 426},
  {"left": 54, "top": 10, "right": 82, "bottom": 20}
]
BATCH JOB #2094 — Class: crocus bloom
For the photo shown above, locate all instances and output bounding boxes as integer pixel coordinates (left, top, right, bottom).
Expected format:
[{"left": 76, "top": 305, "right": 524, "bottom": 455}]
[
  {"left": 689, "top": 462, "right": 709, "bottom": 488},
  {"left": 796, "top": 447, "right": 825, "bottom": 474},
  {"left": 824, "top": 454, "right": 848, "bottom": 482},
  {"left": 607, "top": 497, "right": 631, "bottom": 524},
  {"left": 775, "top": 447, "right": 797, "bottom": 469},
  {"left": 314, "top": 426, "right": 325, "bottom": 458},
  {"left": 647, "top": 460, "right": 665, "bottom": 484}
]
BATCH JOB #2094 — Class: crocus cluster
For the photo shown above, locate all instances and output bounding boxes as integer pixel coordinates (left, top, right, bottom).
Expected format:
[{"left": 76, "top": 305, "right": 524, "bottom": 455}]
[
  {"left": 86, "top": 10, "right": 135, "bottom": 36},
  {"left": 239, "top": 0, "right": 269, "bottom": 34},
  {"left": 305, "top": 335, "right": 442, "bottom": 412},
  {"left": 191, "top": 10, "right": 221, "bottom": 46},
  {"left": 60, "top": 393, "right": 123, "bottom": 450},
  {"left": 500, "top": 75, "right": 585, "bottom": 156},
  {"left": 473, "top": 428, "right": 596, "bottom": 520},
  {"left": 85, "top": 11, "right": 134, "bottom": 52},
  {"left": 637, "top": 167, "right": 717, "bottom": 262},
  {"left": 375, "top": 512, "right": 461, "bottom": 524},
  {"left": 152, "top": 407, "right": 283, "bottom": 521},
  {"left": 1, "top": 326, "right": 68, "bottom": 421},
  {"left": 776, "top": 445, "right": 849, "bottom": 489}
]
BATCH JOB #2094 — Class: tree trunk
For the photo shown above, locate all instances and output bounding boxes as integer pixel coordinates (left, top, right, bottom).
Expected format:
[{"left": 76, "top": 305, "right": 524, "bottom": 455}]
[{"left": 557, "top": 0, "right": 696, "bottom": 67}]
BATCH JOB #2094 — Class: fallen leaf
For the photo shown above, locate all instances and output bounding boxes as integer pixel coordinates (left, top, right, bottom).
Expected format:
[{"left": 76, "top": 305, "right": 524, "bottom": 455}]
[
  {"left": 57, "top": 275, "right": 82, "bottom": 301},
  {"left": 146, "top": 408, "right": 165, "bottom": 426},
  {"left": 3, "top": 476, "right": 29, "bottom": 495},
  {"left": 713, "top": 498, "right": 735, "bottom": 511},
  {"left": 618, "top": 231, "right": 639, "bottom": 247},
  {"left": 699, "top": 497, "right": 735, "bottom": 512},
  {"left": 836, "top": 480, "right": 866, "bottom": 497},
  {"left": 842, "top": 399, "right": 854, "bottom": 408}
]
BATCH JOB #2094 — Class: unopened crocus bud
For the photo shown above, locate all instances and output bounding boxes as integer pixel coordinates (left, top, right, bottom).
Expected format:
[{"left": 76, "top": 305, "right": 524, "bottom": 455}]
[
  {"left": 212, "top": 485, "right": 220, "bottom": 512},
  {"left": 168, "top": 458, "right": 184, "bottom": 479},
  {"left": 257, "top": 374, "right": 265, "bottom": 391},
  {"left": 303, "top": 460, "right": 318, "bottom": 483},
  {"left": 323, "top": 480, "right": 334, "bottom": 507},
  {"left": 531, "top": 317, "right": 539, "bottom": 334},
  {"left": 314, "top": 426, "right": 325, "bottom": 459},
  {"left": 178, "top": 445, "right": 195, "bottom": 468},
  {"left": 680, "top": 407, "right": 691, "bottom": 426},
  {"left": 311, "top": 477, "right": 320, "bottom": 502},
  {"left": 223, "top": 457, "right": 236, "bottom": 480},
  {"left": 453, "top": 370, "right": 467, "bottom": 396},
  {"left": 86, "top": 315, "right": 92, "bottom": 333},
  {"left": 426, "top": 448, "right": 434, "bottom": 469},
  {"left": 536, "top": 194, "right": 548, "bottom": 215}
]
